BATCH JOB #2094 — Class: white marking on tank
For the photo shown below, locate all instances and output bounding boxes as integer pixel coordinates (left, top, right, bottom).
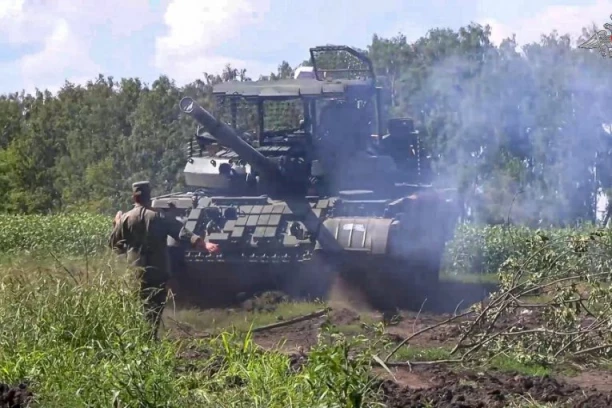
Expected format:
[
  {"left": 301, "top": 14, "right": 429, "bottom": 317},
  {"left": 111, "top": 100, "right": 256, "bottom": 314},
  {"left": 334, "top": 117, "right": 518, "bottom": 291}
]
[{"left": 342, "top": 223, "right": 365, "bottom": 248}]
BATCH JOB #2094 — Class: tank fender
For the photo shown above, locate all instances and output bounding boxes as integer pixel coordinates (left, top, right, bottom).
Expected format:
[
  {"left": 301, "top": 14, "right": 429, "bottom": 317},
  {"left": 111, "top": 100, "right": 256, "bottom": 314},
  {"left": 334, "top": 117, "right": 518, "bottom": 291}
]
[{"left": 314, "top": 218, "right": 393, "bottom": 254}]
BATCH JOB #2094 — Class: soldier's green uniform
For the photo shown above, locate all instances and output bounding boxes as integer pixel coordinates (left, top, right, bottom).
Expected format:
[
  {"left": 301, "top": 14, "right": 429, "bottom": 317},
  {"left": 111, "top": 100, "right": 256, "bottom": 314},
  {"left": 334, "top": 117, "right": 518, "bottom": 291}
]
[{"left": 108, "top": 181, "right": 203, "bottom": 337}]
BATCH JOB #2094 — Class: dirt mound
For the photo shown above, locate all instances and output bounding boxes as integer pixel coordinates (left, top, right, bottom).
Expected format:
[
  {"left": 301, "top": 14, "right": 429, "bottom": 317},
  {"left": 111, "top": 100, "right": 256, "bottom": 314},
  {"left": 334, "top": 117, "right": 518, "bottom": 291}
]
[
  {"left": 327, "top": 307, "right": 362, "bottom": 326},
  {"left": 288, "top": 351, "right": 309, "bottom": 373},
  {"left": 379, "top": 370, "right": 612, "bottom": 408},
  {"left": 0, "top": 383, "right": 33, "bottom": 408},
  {"left": 240, "top": 291, "right": 290, "bottom": 312},
  {"left": 254, "top": 318, "right": 321, "bottom": 351}
]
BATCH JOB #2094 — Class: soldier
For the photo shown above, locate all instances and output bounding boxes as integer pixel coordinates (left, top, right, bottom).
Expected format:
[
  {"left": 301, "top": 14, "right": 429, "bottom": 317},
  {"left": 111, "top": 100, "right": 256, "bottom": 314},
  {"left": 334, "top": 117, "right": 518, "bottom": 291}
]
[{"left": 109, "top": 181, "right": 219, "bottom": 338}]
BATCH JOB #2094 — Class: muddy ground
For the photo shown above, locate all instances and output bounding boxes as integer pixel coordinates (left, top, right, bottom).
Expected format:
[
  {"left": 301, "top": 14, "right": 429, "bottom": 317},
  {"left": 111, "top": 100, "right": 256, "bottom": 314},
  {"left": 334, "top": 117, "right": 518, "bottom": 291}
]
[
  {"left": 246, "top": 310, "right": 612, "bottom": 407},
  {"left": 168, "top": 277, "right": 612, "bottom": 407},
  {"left": 378, "top": 370, "right": 612, "bottom": 407},
  {"left": 0, "top": 383, "right": 33, "bottom": 408}
]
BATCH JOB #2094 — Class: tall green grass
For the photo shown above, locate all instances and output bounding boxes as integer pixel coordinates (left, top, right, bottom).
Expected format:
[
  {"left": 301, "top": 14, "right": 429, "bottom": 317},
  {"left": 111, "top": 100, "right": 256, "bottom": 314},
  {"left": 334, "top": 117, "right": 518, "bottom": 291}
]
[
  {"left": 0, "top": 256, "right": 185, "bottom": 406},
  {"left": 0, "top": 256, "right": 385, "bottom": 407}
]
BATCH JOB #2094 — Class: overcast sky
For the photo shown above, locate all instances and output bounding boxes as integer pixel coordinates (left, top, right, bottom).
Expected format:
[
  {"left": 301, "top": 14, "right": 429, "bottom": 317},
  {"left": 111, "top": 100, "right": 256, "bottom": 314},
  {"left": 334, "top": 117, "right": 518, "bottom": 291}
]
[{"left": 0, "top": 0, "right": 609, "bottom": 94}]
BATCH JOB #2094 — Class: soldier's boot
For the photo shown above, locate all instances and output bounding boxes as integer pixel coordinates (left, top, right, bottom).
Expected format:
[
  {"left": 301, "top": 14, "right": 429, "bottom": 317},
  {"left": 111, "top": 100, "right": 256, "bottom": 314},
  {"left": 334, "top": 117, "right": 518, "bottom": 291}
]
[{"left": 141, "top": 283, "right": 168, "bottom": 341}]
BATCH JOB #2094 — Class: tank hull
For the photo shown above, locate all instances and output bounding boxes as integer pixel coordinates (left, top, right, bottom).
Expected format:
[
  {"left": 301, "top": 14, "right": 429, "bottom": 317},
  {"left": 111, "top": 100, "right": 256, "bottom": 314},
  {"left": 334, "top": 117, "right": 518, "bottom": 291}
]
[
  {"left": 166, "top": 251, "right": 445, "bottom": 311},
  {"left": 155, "top": 190, "right": 459, "bottom": 312}
]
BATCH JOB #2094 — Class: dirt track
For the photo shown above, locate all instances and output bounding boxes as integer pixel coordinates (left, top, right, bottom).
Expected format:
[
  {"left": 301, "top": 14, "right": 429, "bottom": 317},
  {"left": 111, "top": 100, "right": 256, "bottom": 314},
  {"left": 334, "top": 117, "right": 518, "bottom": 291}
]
[{"left": 169, "top": 276, "right": 612, "bottom": 407}]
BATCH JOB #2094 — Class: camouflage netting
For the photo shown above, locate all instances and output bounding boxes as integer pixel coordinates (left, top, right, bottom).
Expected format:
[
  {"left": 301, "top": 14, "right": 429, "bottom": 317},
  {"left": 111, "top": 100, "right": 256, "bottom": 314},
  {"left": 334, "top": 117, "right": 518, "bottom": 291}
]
[
  {"left": 310, "top": 47, "right": 372, "bottom": 81},
  {"left": 213, "top": 96, "right": 303, "bottom": 137}
]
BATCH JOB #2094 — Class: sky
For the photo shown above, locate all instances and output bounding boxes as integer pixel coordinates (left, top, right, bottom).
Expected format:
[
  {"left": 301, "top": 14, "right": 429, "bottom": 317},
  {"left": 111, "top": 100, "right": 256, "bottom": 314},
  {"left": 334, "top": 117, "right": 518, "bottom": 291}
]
[{"left": 0, "top": 0, "right": 609, "bottom": 95}]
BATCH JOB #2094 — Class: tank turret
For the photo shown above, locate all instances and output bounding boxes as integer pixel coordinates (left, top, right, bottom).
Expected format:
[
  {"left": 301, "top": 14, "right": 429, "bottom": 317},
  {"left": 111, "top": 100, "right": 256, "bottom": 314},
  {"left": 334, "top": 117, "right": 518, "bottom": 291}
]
[
  {"left": 179, "top": 97, "right": 282, "bottom": 179},
  {"left": 179, "top": 97, "right": 311, "bottom": 196}
]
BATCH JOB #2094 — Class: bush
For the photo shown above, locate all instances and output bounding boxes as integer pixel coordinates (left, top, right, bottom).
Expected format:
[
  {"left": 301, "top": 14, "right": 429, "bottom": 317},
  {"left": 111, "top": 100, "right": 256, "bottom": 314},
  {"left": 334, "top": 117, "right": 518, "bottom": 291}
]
[{"left": 453, "top": 226, "right": 612, "bottom": 365}]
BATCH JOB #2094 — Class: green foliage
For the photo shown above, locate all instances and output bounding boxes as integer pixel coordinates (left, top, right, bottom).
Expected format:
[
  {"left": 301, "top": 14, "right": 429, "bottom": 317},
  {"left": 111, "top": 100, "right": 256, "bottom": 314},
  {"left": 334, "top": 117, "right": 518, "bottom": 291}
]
[
  {"left": 440, "top": 223, "right": 612, "bottom": 367},
  {"left": 0, "top": 258, "right": 185, "bottom": 407},
  {"left": 458, "top": 226, "right": 612, "bottom": 366},
  {"left": 0, "top": 256, "right": 383, "bottom": 407},
  {"left": 0, "top": 213, "right": 111, "bottom": 257},
  {"left": 443, "top": 223, "right": 612, "bottom": 276},
  {"left": 182, "top": 328, "right": 383, "bottom": 407},
  {"left": 301, "top": 328, "right": 383, "bottom": 408}
]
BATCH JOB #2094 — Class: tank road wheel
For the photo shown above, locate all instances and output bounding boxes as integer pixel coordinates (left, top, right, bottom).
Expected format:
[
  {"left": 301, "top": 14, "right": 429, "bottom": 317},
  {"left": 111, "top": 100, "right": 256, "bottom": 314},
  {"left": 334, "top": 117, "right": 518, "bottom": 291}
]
[
  {"left": 334, "top": 259, "right": 405, "bottom": 312},
  {"left": 395, "top": 258, "right": 433, "bottom": 311},
  {"left": 281, "top": 252, "right": 336, "bottom": 302},
  {"left": 166, "top": 246, "right": 193, "bottom": 309},
  {"left": 367, "top": 256, "right": 441, "bottom": 312},
  {"left": 417, "top": 251, "right": 442, "bottom": 294}
]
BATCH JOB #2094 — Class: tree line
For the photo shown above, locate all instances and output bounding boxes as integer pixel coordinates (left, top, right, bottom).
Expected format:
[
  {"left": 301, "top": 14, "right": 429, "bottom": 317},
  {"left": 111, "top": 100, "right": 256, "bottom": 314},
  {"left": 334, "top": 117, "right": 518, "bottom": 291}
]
[{"left": 0, "top": 22, "right": 610, "bottom": 227}]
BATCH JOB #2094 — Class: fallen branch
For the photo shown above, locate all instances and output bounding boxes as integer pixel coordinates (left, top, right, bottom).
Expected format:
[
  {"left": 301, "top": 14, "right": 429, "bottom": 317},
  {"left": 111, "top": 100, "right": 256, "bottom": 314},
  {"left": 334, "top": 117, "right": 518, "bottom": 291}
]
[
  {"left": 384, "top": 310, "right": 472, "bottom": 362},
  {"left": 379, "top": 358, "right": 464, "bottom": 369},
  {"left": 251, "top": 308, "right": 330, "bottom": 333},
  {"left": 450, "top": 291, "right": 511, "bottom": 355},
  {"left": 515, "top": 272, "right": 611, "bottom": 298},
  {"left": 166, "top": 316, "right": 212, "bottom": 338},
  {"left": 572, "top": 343, "right": 612, "bottom": 356}
]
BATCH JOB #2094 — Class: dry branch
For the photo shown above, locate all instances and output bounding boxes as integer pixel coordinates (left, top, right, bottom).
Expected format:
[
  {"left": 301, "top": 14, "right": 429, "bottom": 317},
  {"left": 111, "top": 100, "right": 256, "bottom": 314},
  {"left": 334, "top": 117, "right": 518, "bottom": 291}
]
[
  {"left": 382, "top": 358, "right": 464, "bottom": 368},
  {"left": 380, "top": 231, "right": 612, "bottom": 368},
  {"left": 251, "top": 308, "right": 330, "bottom": 333},
  {"left": 384, "top": 310, "right": 472, "bottom": 362}
]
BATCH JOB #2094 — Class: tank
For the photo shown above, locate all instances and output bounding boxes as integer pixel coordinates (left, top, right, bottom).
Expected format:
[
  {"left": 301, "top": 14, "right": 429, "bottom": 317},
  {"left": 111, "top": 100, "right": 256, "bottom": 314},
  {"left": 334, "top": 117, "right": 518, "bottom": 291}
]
[{"left": 153, "top": 45, "right": 461, "bottom": 311}]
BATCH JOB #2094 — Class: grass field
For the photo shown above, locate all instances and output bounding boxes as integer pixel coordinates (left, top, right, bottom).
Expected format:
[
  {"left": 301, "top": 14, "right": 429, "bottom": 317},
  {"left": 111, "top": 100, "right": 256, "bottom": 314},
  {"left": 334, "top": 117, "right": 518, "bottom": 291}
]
[
  {"left": 0, "top": 255, "right": 391, "bottom": 407},
  {"left": 2, "top": 213, "right": 612, "bottom": 407}
]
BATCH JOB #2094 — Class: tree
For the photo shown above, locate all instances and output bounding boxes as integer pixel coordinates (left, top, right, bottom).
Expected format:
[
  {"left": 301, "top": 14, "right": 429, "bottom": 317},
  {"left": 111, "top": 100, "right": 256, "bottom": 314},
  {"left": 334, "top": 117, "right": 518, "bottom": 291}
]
[{"left": 0, "top": 23, "right": 610, "bottom": 227}]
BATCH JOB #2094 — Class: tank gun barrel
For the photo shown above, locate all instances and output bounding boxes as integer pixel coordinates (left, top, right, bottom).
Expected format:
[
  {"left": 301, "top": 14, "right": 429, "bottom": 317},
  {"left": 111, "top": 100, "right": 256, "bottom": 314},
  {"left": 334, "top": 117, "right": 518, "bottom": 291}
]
[{"left": 179, "top": 97, "right": 281, "bottom": 178}]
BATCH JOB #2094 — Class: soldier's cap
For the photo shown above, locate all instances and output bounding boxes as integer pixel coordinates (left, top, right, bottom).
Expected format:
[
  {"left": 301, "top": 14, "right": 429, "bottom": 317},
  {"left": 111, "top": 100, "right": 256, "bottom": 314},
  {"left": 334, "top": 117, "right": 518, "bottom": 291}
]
[{"left": 132, "top": 181, "right": 151, "bottom": 196}]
